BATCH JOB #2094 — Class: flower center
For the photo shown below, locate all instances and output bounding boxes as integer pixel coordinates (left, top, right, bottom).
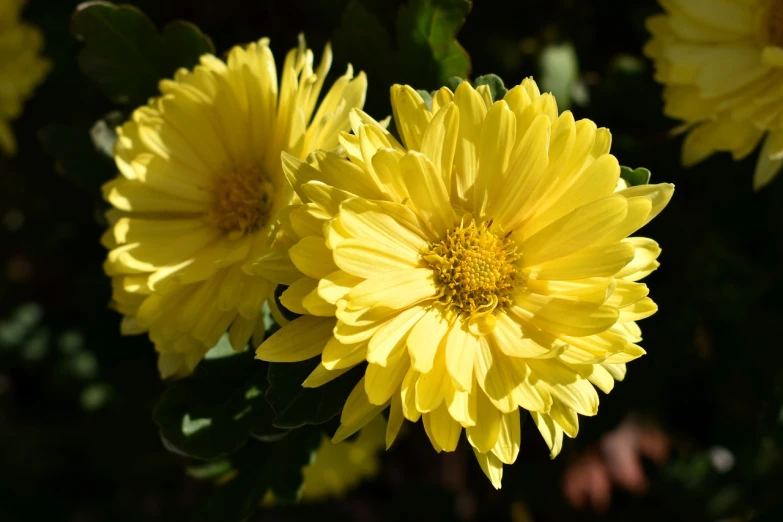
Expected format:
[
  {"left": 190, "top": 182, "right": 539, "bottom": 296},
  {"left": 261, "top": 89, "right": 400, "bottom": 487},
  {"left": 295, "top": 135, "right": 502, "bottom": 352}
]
[
  {"left": 762, "top": 0, "right": 783, "bottom": 47},
  {"left": 213, "top": 164, "right": 274, "bottom": 237},
  {"left": 423, "top": 219, "right": 520, "bottom": 318}
]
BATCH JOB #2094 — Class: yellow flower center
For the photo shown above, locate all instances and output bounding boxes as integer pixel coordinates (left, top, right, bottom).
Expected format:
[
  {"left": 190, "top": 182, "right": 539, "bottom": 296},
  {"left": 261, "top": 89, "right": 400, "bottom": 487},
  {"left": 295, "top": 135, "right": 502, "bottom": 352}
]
[
  {"left": 763, "top": 0, "right": 783, "bottom": 47},
  {"left": 423, "top": 219, "right": 520, "bottom": 318},
  {"left": 213, "top": 164, "right": 274, "bottom": 237}
]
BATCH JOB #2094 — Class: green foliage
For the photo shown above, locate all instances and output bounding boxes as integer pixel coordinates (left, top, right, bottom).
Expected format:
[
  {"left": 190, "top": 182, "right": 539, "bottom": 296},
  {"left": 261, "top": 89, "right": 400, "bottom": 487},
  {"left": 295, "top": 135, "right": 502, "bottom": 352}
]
[
  {"left": 153, "top": 350, "right": 286, "bottom": 460},
  {"left": 71, "top": 1, "right": 214, "bottom": 106},
  {"left": 620, "top": 166, "right": 652, "bottom": 186},
  {"left": 266, "top": 359, "right": 364, "bottom": 429},
  {"left": 396, "top": 0, "right": 472, "bottom": 85},
  {"left": 473, "top": 73, "right": 507, "bottom": 102},
  {"left": 38, "top": 120, "right": 116, "bottom": 191},
  {"left": 193, "top": 429, "right": 321, "bottom": 521},
  {"left": 333, "top": 0, "right": 472, "bottom": 114}
]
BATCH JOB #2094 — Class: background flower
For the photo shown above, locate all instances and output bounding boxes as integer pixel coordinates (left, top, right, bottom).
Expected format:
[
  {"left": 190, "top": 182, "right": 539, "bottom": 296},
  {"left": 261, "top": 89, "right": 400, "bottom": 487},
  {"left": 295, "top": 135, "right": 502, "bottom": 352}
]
[
  {"left": 102, "top": 37, "right": 366, "bottom": 377},
  {"left": 0, "top": 0, "right": 50, "bottom": 155},
  {"left": 645, "top": 0, "right": 783, "bottom": 189}
]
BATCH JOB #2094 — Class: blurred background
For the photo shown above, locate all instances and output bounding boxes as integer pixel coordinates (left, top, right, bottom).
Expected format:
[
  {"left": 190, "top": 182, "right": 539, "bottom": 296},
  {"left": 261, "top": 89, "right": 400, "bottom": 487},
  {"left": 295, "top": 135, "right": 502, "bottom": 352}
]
[{"left": 1, "top": 0, "right": 782, "bottom": 520}]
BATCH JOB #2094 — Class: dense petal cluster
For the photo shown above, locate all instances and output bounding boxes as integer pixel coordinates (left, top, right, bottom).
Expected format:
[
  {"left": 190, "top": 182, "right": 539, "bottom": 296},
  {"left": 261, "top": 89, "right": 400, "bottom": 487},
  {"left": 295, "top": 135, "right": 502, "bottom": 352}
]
[
  {"left": 257, "top": 79, "right": 673, "bottom": 487},
  {"left": 0, "top": 0, "right": 51, "bottom": 155},
  {"left": 102, "top": 37, "right": 366, "bottom": 377},
  {"left": 645, "top": 0, "right": 783, "bottom": 188}
]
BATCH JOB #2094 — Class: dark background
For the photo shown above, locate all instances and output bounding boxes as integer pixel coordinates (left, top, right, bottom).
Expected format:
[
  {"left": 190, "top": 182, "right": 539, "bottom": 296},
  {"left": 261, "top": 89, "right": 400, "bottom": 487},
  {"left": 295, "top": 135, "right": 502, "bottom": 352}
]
[{"left": 1, "top": 0, "right": 782, "bottom": 520}]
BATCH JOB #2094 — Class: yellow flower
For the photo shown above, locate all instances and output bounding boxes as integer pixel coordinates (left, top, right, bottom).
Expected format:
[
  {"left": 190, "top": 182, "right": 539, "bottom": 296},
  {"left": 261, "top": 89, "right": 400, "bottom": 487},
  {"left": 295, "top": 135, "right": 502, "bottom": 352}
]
[
  {"left": 299, "top": 415, "right": 385, "bottom": 501},
  {"left": 645, "top": 0, "right": 783, "bottom": 189},
  {"left": 102, "top": 36, "right": 366, "bottom": 378},
  {"left": 256, "top": 79, "right": 673, "bottom": 488},
  {"left": 0, "top": 0, "right": 51, "bottom": 155}
]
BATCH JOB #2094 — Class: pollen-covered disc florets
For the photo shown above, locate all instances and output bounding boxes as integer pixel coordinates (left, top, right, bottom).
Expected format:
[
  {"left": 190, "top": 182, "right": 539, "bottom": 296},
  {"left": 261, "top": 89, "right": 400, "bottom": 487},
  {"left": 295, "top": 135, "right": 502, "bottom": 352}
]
[
  {"left": 213, "top": 164, "right": 274, "bottom": 237},
  {"left": 423, "top": 218, "right": 520, "bottom": 318}
]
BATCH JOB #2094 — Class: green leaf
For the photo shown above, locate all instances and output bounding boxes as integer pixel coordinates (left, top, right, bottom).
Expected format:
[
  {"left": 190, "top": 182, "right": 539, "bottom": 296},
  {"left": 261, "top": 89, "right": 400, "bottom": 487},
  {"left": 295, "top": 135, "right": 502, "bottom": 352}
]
[
  {"left": 153, "top": 350, "right": 286, "bottom": 460},
  {"left": 192, "top": 429, "right": 321, "bottom": 521},
  {"left": 417, "top": 89, "right": 433, "bottom": 110},
  {"left": 446, "top": 75, "right": 465, "bottom": 92},
  {"left": 397, "top": 0, "right": 472, "bottom": 86},
  {"left": 472, "top": 74, "right": 507, "bottom": 102},
  {"left": 71, "top": 1, "right": 214, "bottom": 106},
  {"left": 620, "top": 166, "right": 652, "bottom": 187},
  {"left": 38, "top": 122, "right": 116, "bottom": 191},
  {"left": 266, "top": 358, "right": 364, "bottom": 429}
]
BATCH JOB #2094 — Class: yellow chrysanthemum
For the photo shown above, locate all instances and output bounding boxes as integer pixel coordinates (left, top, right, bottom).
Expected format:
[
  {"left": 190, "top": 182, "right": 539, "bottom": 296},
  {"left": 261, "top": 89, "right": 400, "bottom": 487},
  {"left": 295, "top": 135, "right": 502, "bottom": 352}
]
[
  {"left": 102, "top": 37, "right": 366, "bottom": 377},
  {"left": 0, "top": 0, "right": 50, "bottom": 155},
  {"left": 299, "top": 415, "right": 385, "bottom": 501},
  {"left": 645, "top": 0, "right": 783, "bottom": 189},
  {"left": 256, "top": 79, "right": 673, "bottom": 488}
]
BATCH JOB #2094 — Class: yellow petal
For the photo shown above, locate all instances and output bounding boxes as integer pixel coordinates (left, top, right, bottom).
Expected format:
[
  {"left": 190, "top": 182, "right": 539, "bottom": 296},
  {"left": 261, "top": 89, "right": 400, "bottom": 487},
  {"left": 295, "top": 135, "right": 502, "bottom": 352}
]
[
  {"left": 289, "top": 236, "right": 338, "bottom": 280},
  {"left": 333, "top": 237, "right": 421, "bottom": 278},
  {"left": 400, "top": 151, "right": 455, "bottom": 236},
  {"left": 407, "top": 308, "right": 451, "bottom": 373},
  {"left": 445, "top": 321, "right": 479, "bottom": 392},
  {"left": 472, "top": 447, "right": 503, "bottom": 489},
  {"left": 475, "top": 100, "right": 516, "bottom": 218},
  {"left": 391, "top": 85, "right": 432, "bottom": 150},
  {"left": 492, "top": 409, "right": 521, "bottom": 464},
  {"left": 453, "top": 82, "right": 487, "bottom": 205},
  {"left": 429, "top": 403, "right": 462, "bottom": 451},
  {"left": 322, "top": 337, "right": 367, "bottom": 370},
  {"left": 386, "top": 391, "right": 405, "bottom": 449},
  {"left": 520, "top": 194, "right": 628, "bottom": 265},
  {"left": 366, "top": 305, "right": 428, "bottom": 365},
  {"left": 344, "top": 268, "right": 437, "bottom": 312},
  {"left": 420, "top": 102, "right": 459, "bottom": 197},
  {"left": 530, "top": 411, "right": 564, "bottom": 458},
  {"left": 255, "top": 316, "right": 334, "bottom": 362},
  {"left": 338, "top": 197, "right": 430, "bottom": 252},
  {"left": 333, "top": 377, "right": 387, "bottom": 442},
  {"left": 302, "top": 363, "right": 350, "bottom": 388},
  {"left": 365, "top": 355, "right": 410, "bottom": 405},
  {"left": 512, "top": 292, "right": 619, "bottom": 337},
  {"left": 445, "top": 378, "right": 477, "bottom": 427},
  {"left": 524, "top": 241, "right": 636, "bottom": 280},
  {"left": 467, "top": 388, "right": 501, "bottom": 453},
  {"left": 527, "top": 359, "right": 599, "bottom": 416}
]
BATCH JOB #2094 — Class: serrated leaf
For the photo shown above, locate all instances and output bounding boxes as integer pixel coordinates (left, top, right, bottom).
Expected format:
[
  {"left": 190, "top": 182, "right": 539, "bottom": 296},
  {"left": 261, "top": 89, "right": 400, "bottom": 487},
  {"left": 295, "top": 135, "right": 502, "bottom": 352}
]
[
  {"left": 473, "top": 74, "right": 508, "bottom": 102},
  {"left": 266, "top": 358, "right": 364, "bottom": 429},
  {"left": 153, "top": 351, "right": 285, "bottom": 460},
  {"left": 620, "top": 166, "right": 652, "bottom": 187},
  {"left": 71, "top": 1, "right": 214, "bottom": 106},
  {"left": 397, "top": 0, "right": 472, "bottom": 86}
]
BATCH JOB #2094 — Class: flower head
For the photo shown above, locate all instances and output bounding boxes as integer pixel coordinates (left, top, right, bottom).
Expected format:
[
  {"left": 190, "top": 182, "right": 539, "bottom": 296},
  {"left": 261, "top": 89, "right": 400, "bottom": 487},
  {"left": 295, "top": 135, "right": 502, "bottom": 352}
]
[
  {"left": 102, "top": 37, "right": 366, "bottom": 377},
  {"left": 0, "top": 0, "right": 51, "bottom": 155},
  {"left": 645, "top": 0, "right": 783, "bottom": 188},
  {"left": 256, "top": 79, "right": 673, "bottom": 487}
]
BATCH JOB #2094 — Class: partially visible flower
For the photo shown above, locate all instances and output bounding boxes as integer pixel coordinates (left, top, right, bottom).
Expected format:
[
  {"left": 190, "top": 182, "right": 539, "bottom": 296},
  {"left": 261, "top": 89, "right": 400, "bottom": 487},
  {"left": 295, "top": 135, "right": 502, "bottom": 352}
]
[
  {"left": 257, "top": 79, "right": 673, "bottom": 487},
  {"left": 0, "top": 0, "right": 51, "bottom": 155},
  {"left": 261, "top": 417, "right": 386, "bottom": 504},
  {"left": 102, "top": 36, "right": 366, "bottom": 377},
  {"left": 645, "top": 0, "right": 783, "bottom": 189}
]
